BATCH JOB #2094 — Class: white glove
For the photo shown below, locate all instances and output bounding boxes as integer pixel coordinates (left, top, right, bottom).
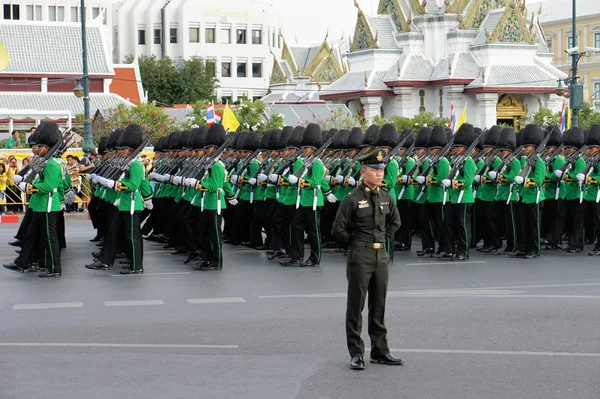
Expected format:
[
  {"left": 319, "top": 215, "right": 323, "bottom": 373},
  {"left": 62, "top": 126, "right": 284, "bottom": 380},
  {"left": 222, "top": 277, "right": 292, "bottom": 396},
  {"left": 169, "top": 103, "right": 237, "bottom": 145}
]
[
  {"left": 288, "top": 175, "right": 299, "bottom": 185},
  {"left": 228, "top": 198, "right": 239, "bottom": 206},
  {"left": 249, "top": 178, "right": 257, "bottom": 185},
  {"left": 143, "top": 198, "right": 154, "bottom": 210},
  {"left": 325, "top": 175, "right": 332, "bottom": 184},
  {"left": 442, "top": 179, "right": 452, "bottom": 188},
  {"left": 416, "top": 176, "right": 426, "bottom": 185},
  {"left": 576, "top": 173, "right": 585, "bottom": 183},
  {"left": 514, "top": 176, "right": 524, "bottom": 185},
  {"left": 88, "top": 173, "right": 96, "bottom": 180},
  {"left": 230, "top": 175, "right": 239, "bottom": 185},
  {"left": 554, "top": 170, "right": 562, "bottom": 178},
  {"left": 327, "top": 193, "right": 337, "bottom": 203},
  {"left": 336, "top": 175, "right": 345, "bottom": 184},
  {"left": 92, "top": 177, "right": 100, "bottom": 184},
  {"left": 12, "top": 175, "right": 23, "bottom": 184},
  {"left": 162, "top": 174, "right": 171, "bottom": 182},
  {"left": 488, "top": 171, "right": 497, "bottom": 180},
  {"left": 400, "top": 175, "right": 408, "bottom": 183},
  {"left": 346, "top": 177, "right": 356, "bottom": 187},
  {"left": 103, "top": 179, "right": 116, "bottom": 189},
  {"left": 474, "top": 175, "right": 481, "bottom": 183},
  {"left": 173, "top": 176, "right": 183, "bottom": 185},
  {"left": 258, "top": 173, "right": 268, "bottom": 182},
  {"left": 148, "top": 172, "right": 157, "bottom": 180},
  {"left": 268, "top": 174, "right": 279, "bottom": 183},
  {"left": 18, "top": 182, "right": 28, "bottom": 192},
  {"left": 188, "top": 178, "right": 198, "bottom": 188}
]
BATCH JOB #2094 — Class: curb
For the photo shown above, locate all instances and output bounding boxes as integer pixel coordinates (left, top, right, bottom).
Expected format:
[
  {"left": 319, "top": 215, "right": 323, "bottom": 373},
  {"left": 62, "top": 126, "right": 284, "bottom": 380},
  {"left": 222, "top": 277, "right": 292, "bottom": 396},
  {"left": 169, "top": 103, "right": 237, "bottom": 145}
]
[{"left": 0, "top": 212, "right": 90, "bottom": 224}]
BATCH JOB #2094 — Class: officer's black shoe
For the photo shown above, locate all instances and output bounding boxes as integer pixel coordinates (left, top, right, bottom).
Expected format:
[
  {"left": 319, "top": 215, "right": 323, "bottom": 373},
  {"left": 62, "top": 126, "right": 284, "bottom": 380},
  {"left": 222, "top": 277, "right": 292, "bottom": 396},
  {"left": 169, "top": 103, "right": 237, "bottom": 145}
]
[
  {"left": 91, "top": 251, "right": 101, "bottom": 259},
  {"left": 184, "top": 252, "right": 201, "bottom": 264},
  {"left": 481, "top": 246, "right": 501, "bottom": 253},
  {"left": 523, "top": 252, "right": 538, "bottom": 259},
  {"left": 38, "top": 272, "right": 61, "bottom": 278},
  {"left": 300, "top": 259, "right": 318, "bottom": 267},
  {"left": 396, "top": 244, "right": 410, "bottom": 251},
  {"left": 589, "top": 250, "right": 600, "bottom": 256},
  {"left": 416, "top": 248, "right": 434, "bottom": 257},
  {"left": 268, "top": 250, "right": 286, "bottom": 261},
  {"left": 89, "top": 235, "right": 102, "bottom": 242},
  {"left": 452, "top": 254, "right": 469, "bottom": 261},
  {"left": 253, "top": 245, "right": 270, "bottom": 251},
  {"left": 171, "top": 248, "right": 188, "bottom": 256},
  {"left": 350, "top": 356, "right": 365, "bottom": 370},
  {"left": 369, "top": 353, "right": 403, "bottom": 366},
  {"left": 8, "top": 240, "right": 21, "bottom": 247},
  {"left": 3, "top": 263, "right": 25, "bottom": 273},
  {"left": 280, "top": 258, "right": 301, "bottom": 267},
  {"left": 559, "top": 244, "right": 581, "bottom": 253},
  {"left": 120, "top": 268, "right": 143, "bottom": 275},
  {"left": 85, "top": 261, "right": 110, "bottom": 271},
  {"left": 191, "top": 261, "right": 211, "bottom": 270}
]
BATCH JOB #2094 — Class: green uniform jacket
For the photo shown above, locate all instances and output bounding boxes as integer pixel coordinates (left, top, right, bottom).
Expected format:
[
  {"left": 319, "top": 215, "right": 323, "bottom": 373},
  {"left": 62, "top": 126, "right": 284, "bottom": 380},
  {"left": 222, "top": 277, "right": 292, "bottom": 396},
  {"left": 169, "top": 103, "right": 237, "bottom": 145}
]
[
  {"left": 254, "top": 160, "right": 272, "bottom": 202},
  {"left": 520, "top": 157, "right": 545, "bottom": 204},
  {"left": 299, "top": 158, "right": 330, "bottom": 208},
  {"left": 583, "top": 166, "right": 600, "bottom": 202},
  {"left": 426, "top": 157, "right": 450, "bottom": 203},
  {"left": 279, "top": 159, "right": 302, "bottom": 206},
  {"left": 116, "top": 160, "right": 144, "bottom": 212},
  {"left": 30, "top": 157, "right": 64, "bottom": 213},
  {"left": 381, "top": 159, "right": 399, "bottom": 200},
  {"left": 494, "top": 158, "right": 521, "bottom": 202},
  {"left": 395, "top": 157, "right": 415, "bottom": 201},
  {"left": 413, "top": 160, "right": 429, "bottom": 204},
  {"left": 239, "top": 159, "right": 260, "bottom": 201},
  {"left": 544, "top": 157, "right": 566, "bottom": 200},
  {"left": 477, "top": 156, "right": 501, "bottom": 201},
  {"left": 449, "top": 157, "right": 476, "bottom": 204},
  {"left": 564, "top": 156, "right": 586, "bottom": 201},
  {"left": 266, "top": 160, "right": 282, "bottom": 200},
  {"left": 196, "top": 160, "right": 227, "bottom": 211}
]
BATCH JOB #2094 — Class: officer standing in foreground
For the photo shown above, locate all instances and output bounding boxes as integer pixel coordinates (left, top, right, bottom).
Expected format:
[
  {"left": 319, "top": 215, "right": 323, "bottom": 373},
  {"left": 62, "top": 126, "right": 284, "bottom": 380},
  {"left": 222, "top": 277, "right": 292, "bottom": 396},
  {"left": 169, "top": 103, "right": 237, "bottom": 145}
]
[{"left": 331, "top": 148, "right": 402, "bottom": 370}]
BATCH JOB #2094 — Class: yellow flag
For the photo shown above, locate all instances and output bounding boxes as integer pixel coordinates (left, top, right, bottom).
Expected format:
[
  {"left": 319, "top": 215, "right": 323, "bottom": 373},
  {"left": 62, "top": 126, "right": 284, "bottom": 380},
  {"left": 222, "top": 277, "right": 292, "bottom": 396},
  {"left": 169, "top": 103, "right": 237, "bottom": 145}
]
[
  {"left": 222, "top": 103, "right": 240, "bottom": 132},
  {"left": 0, "top": 41, "right": 12, "bottom": 72},
  {"left": 566, "top": 107, "right": 572, "bottom": 130},
  {"left": 455, "top": 103, "right": 467, "bottom": 133}
]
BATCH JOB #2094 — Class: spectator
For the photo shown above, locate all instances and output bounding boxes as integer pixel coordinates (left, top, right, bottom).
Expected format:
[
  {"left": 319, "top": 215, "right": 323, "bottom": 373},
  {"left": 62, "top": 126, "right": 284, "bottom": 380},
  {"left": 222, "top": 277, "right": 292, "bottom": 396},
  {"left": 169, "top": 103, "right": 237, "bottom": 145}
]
[
  {"left": 4, "top": 131, "right": 23, "bottom": 149},
  {"left": 140, "top": 154, "right": 152, "bottom": 176},
  {"left": 66, "top": 155, "right": 81, "bottom": 212},
  {"left": 5, "top": 156, "right": 22, "bottom": 214},
  {"left": 0, "top": 162, "right": 7, "bottom": 214},
  {"left": 22, "top": 157, "right": 30, "bottom": 168}
]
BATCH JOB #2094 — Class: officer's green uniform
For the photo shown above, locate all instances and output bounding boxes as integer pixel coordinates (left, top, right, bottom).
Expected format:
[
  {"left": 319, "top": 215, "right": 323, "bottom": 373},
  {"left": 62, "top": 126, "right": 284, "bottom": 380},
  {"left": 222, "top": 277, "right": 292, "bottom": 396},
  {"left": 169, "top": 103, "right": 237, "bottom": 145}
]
[{"left": 331, "top": 149, "right": 401, "bottom": 360}]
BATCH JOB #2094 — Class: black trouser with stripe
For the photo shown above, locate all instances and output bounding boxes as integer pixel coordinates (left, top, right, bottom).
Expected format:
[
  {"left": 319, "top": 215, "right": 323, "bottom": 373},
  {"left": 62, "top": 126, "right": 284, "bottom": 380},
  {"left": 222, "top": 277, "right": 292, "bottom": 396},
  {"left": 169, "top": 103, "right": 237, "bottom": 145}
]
[
  {"left": 198, "top": 209, "right": 223, "bottom": 268},
  {"left": 88, "top": 195, "right": 100, "bottom": 230},
  {"left": 569, "top": 200, "right": 588, "bottom": 250},
  {"left": 182, "top": 205, "right": 202, "bottom": 252},
  {"left": 418, "top": 202, "right": 436, "bottom": 251},
  {"left": 488, "top": 201, "right": 515, "bottom": 251},
  {"left": 250, "top": 200, "right": 270, "bottom": 248},
  {"left": 229, "top": 199, "right": 253, "bottom": 245},
  {"left": 546, "top": 199, "right": 578, "bottom": 246},
  {"left": 581, "top": 201, "right": 600, "bottom": 251},
  {"left": 472, "top": 200, "right": 491, "bottom": 248},
  {"left": 290, "top": 206, "right": 321, "bottom": 263},
  {"left": 15, "top": 207, "right": 33, "bottom": 241},
  {"left": 541, "top": 199, "right": 558, "bottom": 240},
  {"left": 272, "top": 204, "right": 295, "bottom": 254},
  {"left": 446, "top": 203, "right": 472, "bottom": 257},
  {"left": 516, "top": 202, "right": 541, "bottom": 255},
  {"left": 395, "top": 199, "right": 413, "bottom": 249},
  {"left": 100, "top": 211, "right": 143, "bottom": 270},
  {"left": 15, "top": 211, "right": 61, "bottom": 273}
]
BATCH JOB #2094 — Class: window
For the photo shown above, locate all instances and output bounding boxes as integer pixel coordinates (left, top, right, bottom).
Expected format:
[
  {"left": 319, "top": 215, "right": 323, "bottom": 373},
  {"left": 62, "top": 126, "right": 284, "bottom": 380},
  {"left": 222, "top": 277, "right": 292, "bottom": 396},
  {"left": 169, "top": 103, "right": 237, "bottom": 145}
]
[
  {"left": 237, "top": 62, "right": 247, "bottom": 77},
  {"left": 48, "top": 5, "right": 56, "bottom": 21},
  {"left": 170, "top": 28, "right": 177, "bottom": 43},
  {"left": 236, "top": 29, "right": 246, "bottom": 44},
  {"left": 252, "top": 62, "right": 262, "bottom": 78},
  {"left": 71, "top": 6, "right": 78, "bottom": 22},
  {"left": 438, "top": 88, "right": 443, "bottom": 116},
  {"left": 221, "top": 62, "right": 231, "bottom": 77},
  {"left": 92, "top": 7, "right": 100, "bottom": 19},
  {"left": 272, "top": 31, "right": 275, "bottom": 46},
  {"left": 222, "top": 96, "right": 232, "bottom": 104},
  {"left": 154, "top": 29, "right": 161, "bottom": 44},
  {"left": 138, "top": 29, "right": 146, "bottom": 45},
  {"left": 567, "top": 35, "right": 579, "bottom": 49},
  {"left": 205, "top": 27, "right": 215, "bottom": 43},
  {"left": 252, "top": 29, "right": 262, "bottom": 44},
  {"left": 278, "top": 33, "right": 281, "bottom": 48},
  {"left": 595, "top": 33, "right": 600, "bottom": 49},
  {"left": 546, "top": 36, "right": 553, "bottom": 52},
  {"left": 26, "top": 4, "right": 33, "bottom": 20},
  {"left": 3, "top": 4, "right": 19, "bottom": 20},
  {"left": 221, "top": 28, "right": 231, "bottom": 44},
  {"left": 35, "top": 5, "right": 41, "bottom": 20},
  {"left": 419, "top": 90, "right": 426, "bottom": 112},
  {"left": 12, "top": 4, "right": 18, "bottom": 19},
  {"left": 57, "top": 6, "right": 64, "bottom": 21},
  {"left": 189, "top": 27, "right": 199, "bottom": 43},
  {"left": 595, "top": 83, "right": 600, "bottom": 100}
]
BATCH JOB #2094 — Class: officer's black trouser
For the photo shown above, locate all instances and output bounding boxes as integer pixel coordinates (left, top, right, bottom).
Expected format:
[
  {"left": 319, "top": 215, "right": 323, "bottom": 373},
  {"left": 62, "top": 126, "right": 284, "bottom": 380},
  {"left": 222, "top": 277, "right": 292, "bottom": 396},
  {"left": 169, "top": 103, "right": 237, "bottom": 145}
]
[
  {"left": 290, "top": 206, "right": 321, "bottom": 263},
  {"left": 198, "top": 209, "right": 223, "bottom": 268},
  {"left": 446, "top": 203, "right": 472, "bottom": 257},
  {"left": 15, "top": 207, "right": 33, "bottom": 241},
  {"left": 489, "top": 201, "right": 517, "bottom": 251},
  {"left": 15, "top": 211, "right": 61, "bottom": 274},
  {"left": 222, "top": 202, "right": 236, "bottom": 240},
  {"left": 346, "top": 245, "right": 390, "bottom": 358},
  {"left": 182, "top": 204, "right": 202, "bottom": 252},
  {"left": 153, "top": 198, "right": 173, "bottom": 236},
  {"left": 418, "top": 202, "right": 435, "bottom": 250},
  {"left": 174, "top": 200, "right": 192, "bottom": 249},
  {"left": 395, "top": 199, "right": 413, "bottom": 249},
  {"left": 57, "top": 209, "right": 66, "bottom": 249},
  {"left": 250, "top": 200, "right": 269, "bottom": 247},
  {"left": 100, "top": 211, "right": 143, "bottom": 270},
  {"left": 427, "top": 202, "right": 452, "bottom": 254},
  {"left": 262, "top": 198, "right": 277, "bottom": 247},
  {"left": 486, "top": 201, "right": 505, "bottom": 249},
  {"left": 229, "top": 199, "right": 253, "bottom": 245},
  {"left": 88, "top": 195, "right": 100, "bottom": 230},
  {"left": 96, "top": 199, "right": 113, "bottom": 239},
  {"left": 272, "top": 204, "right": 295, "bottom": 253},
  {"left": 516, "top": 202, "right": 541, "bottom": 255}
]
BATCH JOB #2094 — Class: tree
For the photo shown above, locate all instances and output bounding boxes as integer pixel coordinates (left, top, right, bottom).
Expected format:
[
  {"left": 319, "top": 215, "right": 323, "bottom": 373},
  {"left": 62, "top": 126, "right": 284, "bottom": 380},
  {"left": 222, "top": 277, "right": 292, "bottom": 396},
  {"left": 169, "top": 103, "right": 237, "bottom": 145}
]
[
  {"left": 178, "top": 58, "right": 219, "bottom": 104},
  {"left": 579, "top": 102, "right": 600, "bottom": 130},
  {"left": 526, "top": 107, "right": 560, "bottom": 130}
]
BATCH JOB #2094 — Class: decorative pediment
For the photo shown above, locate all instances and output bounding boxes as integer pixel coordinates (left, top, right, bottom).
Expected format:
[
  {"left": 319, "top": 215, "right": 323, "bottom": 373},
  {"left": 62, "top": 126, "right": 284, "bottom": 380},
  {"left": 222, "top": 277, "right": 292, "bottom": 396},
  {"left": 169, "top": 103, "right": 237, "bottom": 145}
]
[
  {"left": 270, "top": 58, "right": 288, "bottom": 85},
  {"left": 281, "top": 40, "right": 299, "bottom": 77},
  {"left": 408, "top": 0, "right": 426, "bottom": 15},
  {"left": 350, "top": 4, "right": 379, "bottom": 52},
  {"left": 487, "top": 3, "right": 535, "bottom": 44},
  {"left": 446, "top": 0, "right": 471, "bottom": 14},
  {"left": 303, "top": 37, "right": 332, "bottom": 77},
  {"left": 313, "top": 54, "right": 344, "bottom": 83},
  {"left": 377, "top": 0, "right": 411, "bottom": 32},
  {"left": 460, "top": 0, "right": 507, "bottom": 30}
]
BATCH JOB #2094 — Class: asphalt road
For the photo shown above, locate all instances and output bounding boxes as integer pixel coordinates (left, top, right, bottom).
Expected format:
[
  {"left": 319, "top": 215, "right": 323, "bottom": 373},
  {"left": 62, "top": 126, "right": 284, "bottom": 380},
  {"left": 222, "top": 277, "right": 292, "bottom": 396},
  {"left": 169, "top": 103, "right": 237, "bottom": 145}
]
[{"left": 1, "top": 220, "right": 600, "bottom": 399}]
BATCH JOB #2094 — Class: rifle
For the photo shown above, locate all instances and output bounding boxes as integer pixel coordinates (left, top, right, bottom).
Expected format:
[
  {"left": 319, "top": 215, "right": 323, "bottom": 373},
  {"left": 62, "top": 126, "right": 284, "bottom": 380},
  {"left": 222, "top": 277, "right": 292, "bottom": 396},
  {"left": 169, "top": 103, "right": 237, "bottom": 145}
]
[
  {"left": 105, "top": 139, "right": 150, "bottom": 181},
  {"left": 517, "top": 132, "right": 552, "bottom": 179},
  {"left": 545, "top": 143, "right": 565, "bottom": 165},
  {"left": 416, "top": 139, "right": 455, "bottom": 180},
  {"left": 443, "top": 136, "right": 481, "bottom": 204},
  {"left": 21, "top": 129, "right": 74, "bottom": 184},
  {"left": 191, "top": 135, "right": 235, "bottom": 180},
  {"left": 381, "top": 133, "right": 412, "bottom": 163},
  {"left": 291, "top": 136, "right": 334, "bottom": 179},
  {"left": 337, "top": 146, "right": 372, "bottom": 177},
  {"left": 270, "top": 147, "right": 304, "bottom": 181},
  {"left": 555, "top": 145, "right": 588, "bottom": 200}
]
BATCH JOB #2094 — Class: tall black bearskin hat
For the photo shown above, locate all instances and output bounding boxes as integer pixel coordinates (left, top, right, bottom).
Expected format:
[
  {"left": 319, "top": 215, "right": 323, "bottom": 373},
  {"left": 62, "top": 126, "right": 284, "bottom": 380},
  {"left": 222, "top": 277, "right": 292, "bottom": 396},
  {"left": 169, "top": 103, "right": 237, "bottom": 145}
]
[
  {"left": 516, "top": 129, "right": 524, "bottom": 147},
  {"left": 414, "top": 127, "right": 431, "bottom": 148},
  {"left": 401, "top": 130, "right": 415, "bottom": 148},
  {"left": 333, "top": 129, "right": 349, "bottom": 150},
  {"left": 328, "top": 129, "right": 339, "bottom": 144},
  {"left": 166, "top": 131, "right": 182, "bottom": 150},
  {"left": 180, "top": 130, "right": 192, "bottom": 150},
  {"left": 279, "top": 126, "right": 294, "bottom": 148},
  {"left": 35, "top": 122, "right": 61, "bottom": 148},
  {"left": 586, "top": 124, "right": 600, "bottom": 146},
  {"left": 242, "top": 131, "right": 260, "bottom": 152},
  {"left": 497, "top": 128, "right": 516, "bottom": 151},
  {"left": 191, "top": 127, "right": 207, "bottom": 150},
  {"left": 454, "top": 123, "right": 475, "bottom": 147},
  {"left": 107, "top": 129, "right": 124, "bottom": 151},
  {"left": 269, "top": 129, "right": 282, "bottom": 150},
  {"left": 485, "top": 126, "right": 503, "bottom": 147},
  {"left": 287, "top": 126, "right": 305, "bottom": 148},
  {"left": 259, "top": 130, "right": 272, "bottom": 150},
  {"left": 98, "top": 136, "right": 110, "bottom": 155},
  {"left": 346, "top": 128, "right": 363, "bottom": 150},
  {"left": 445, "top": 128, "right": 454, "bottom": 143},
  {"left": 302, "top": 123, "right": 322, "bottom": 148},
  {"left": 205, "top": 124, "right": 226, "bottom": 147},
  {"left": 29, "top": 122, "right": 44, "bottom": 146},
  {"left": 321, "top": 129, "right": 332, "bottom": 145},
  {"left": 546, "top": 125, "right": 563, "bottom": 147},
  {"left": 118, "top": 124, "right": 145, "bottom": 150},
  {"left": 564, "top": 127, "right": 585, "bottom": 149},
  {"left": 362, "top": 125, "right": 379, "bottom": 147},
  {"left": 428, "top": 126, "right": 448, "bottom": 148},
  {"left": 376, "top": 124, "right": 399, "bottom": 148},
  {"left": 234, "top": 132, "right": 248, "bottom": 150},
  {"left": 520, "top": 124, "right": 543, "bottom": 147}
]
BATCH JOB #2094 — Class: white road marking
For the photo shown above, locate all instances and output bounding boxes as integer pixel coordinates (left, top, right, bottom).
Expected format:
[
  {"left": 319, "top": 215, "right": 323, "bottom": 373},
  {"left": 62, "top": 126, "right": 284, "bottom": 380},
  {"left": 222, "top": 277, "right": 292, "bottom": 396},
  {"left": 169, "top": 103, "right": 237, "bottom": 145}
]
[
  {"left": 110, "top": 272, "right": 191, "bottom": 277},
  {"left": 372, "top": 348, "right": 600, "bottom": 358},
  {"left": 258, "top": 293, "right": 346, "bottom": 299},
  {"left": 0, "top": 342, "right": 238, "bottom": 349},
  {"left": 187, "top": 297, "right": 247, "bottom": 304},
  {"left": 12, "top": 302, "right": 84, "bottom": 310},
  {"left": 104, "top": 300, "right": 164, "bottom": 307},
  {"left": 405, "top": 261, "right": 487, "bottom": 266}
]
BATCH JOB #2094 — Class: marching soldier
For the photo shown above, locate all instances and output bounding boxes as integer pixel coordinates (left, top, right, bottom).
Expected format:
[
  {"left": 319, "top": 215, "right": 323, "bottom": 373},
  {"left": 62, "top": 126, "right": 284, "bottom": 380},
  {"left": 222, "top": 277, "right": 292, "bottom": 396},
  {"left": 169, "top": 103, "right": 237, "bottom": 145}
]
[{"left": 394, "top": 129, "right": 415, "bottom": 251}]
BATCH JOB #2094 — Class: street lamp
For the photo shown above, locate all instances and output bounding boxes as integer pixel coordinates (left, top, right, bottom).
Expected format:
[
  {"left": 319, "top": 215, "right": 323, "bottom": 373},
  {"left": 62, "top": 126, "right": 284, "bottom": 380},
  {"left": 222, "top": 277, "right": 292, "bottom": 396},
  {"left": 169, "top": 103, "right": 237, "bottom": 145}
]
[
  {"left": 73, "top": 80, "right": 84, "bottom": 98},
  {"left": 78, "top": 0, "right": 94, "bottom": 154}
]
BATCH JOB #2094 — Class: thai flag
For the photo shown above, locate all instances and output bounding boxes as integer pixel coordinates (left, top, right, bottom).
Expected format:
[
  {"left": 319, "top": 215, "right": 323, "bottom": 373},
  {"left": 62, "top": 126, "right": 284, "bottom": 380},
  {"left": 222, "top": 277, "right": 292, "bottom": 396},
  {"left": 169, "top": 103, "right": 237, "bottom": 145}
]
[
  {"left": 448, "top": 104, "right": 456, "bottom": 133},
  {"left": 559, "top": 102, "right": 566, "bottom": 132},
  {"left": 206, "top": 102, "right": 222, "bottom": 127}
]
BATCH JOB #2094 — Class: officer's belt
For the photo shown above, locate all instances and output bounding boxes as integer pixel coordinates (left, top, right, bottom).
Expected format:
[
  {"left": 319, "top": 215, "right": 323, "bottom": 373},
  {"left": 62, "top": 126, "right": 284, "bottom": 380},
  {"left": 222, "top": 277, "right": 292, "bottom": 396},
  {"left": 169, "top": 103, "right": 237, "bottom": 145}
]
[{"left": 352, "top": 240, "right": 385, "bottom": 249}]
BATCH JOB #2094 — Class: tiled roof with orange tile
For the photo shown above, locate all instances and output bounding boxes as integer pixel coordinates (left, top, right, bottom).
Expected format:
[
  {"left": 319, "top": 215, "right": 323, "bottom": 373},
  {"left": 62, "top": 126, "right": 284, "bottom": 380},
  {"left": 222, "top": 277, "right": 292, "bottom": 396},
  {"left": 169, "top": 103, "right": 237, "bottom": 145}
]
[{"left": 110, "top": 65, "right": 143, "bottom": 104}]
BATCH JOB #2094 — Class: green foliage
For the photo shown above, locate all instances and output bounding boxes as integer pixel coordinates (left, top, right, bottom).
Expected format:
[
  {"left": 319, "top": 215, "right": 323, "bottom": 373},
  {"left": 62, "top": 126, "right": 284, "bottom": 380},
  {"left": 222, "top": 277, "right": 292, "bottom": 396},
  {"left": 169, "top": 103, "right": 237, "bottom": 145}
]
[
  {"left": 496, "top": 122, "right": 512, "bottom": 129},
  {"left": 178, "top": 101, "right": 209, "bottom": 130},
  {"left": 369, "top": 112, "right": 450, "bottom": 132},
  {"left": 301, "top": 108, "right": 361, "bottom": 130},
  {"left": 178, "top": 58, "right": 219, "bottom": 104},
  {"left": 526, "top": 107, "right": 560, "bottom": 129},
  {"left": 233, "top": 100, "right": 284, "bottom": 134},
  {"left": 579, "top": 102, "right": 600, "bottom": 130}
]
